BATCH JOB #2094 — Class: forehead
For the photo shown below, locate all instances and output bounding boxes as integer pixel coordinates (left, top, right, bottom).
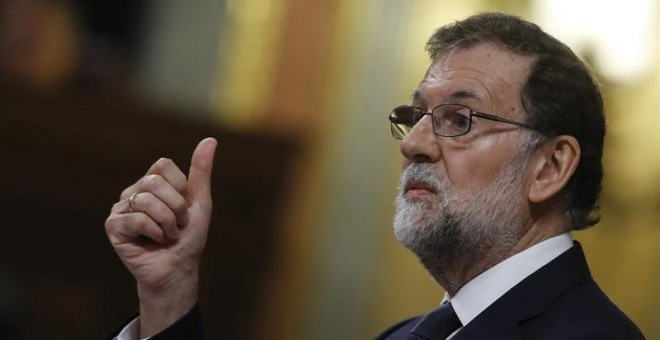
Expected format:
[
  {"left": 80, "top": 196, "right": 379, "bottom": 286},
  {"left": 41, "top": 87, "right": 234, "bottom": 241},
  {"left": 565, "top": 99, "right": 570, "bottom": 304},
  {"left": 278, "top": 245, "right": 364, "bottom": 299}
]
[{"left": 415, "top": 42, "right": 534, "bottom": 110}]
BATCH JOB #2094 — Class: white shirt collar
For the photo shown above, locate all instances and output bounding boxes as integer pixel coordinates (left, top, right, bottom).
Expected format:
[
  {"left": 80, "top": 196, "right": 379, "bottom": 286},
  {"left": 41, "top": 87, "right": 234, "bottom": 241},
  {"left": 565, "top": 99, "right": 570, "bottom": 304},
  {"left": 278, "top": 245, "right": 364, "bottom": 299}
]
[
  {"left": 116, "top": 316, "right": 142, "bottom": 340},
  {"left": 445, "top": 233, "right": 573, "bottom": 327}
]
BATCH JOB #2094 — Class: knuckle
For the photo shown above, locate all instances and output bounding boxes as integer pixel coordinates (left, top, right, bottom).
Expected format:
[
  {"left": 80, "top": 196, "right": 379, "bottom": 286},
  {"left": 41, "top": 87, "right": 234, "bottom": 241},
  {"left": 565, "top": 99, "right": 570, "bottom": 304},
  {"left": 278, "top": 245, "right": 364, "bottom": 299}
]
[
  {"left": 120, "top": 187, "right": 132, "bottom": 200},
  {"left": 153, "top": 157, "right": 174, "bottom": 172},
  {"left": 162, "top": 211, "right": 177, "bottom": 227},
  {"left": 110, "top": 201, "right": 123, "bottom": 213},
  {"left": 137, "top": 191, "right": 153, "bottom": 204},
  {"left": 104, "top": 215, "right": 118, "bottom": 232},
  {"left": 139, "top": 193, "right": 158, "bottom": 212},
  {"left": 130, "top": 212, "right": 149, "bottom": 227},
  {"left": 142, "top": 174, "right": 164, "bottom": 190},
  {"left": 159, "top": 157, "right": 174, "bottom": 166},
  {"left": 105, "top": 214, "right": 133, "bottom": 237},
  {"left": 173, "top": 197, "right": 188, "bottom": 214}
]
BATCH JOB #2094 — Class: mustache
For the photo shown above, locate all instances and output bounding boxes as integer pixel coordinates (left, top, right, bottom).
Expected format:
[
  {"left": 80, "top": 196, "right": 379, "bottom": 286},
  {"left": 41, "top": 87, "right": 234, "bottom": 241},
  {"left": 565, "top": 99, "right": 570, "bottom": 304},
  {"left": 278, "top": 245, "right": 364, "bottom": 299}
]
[{"left": 399, "top": 163, "right": 447, "bottom": 197}]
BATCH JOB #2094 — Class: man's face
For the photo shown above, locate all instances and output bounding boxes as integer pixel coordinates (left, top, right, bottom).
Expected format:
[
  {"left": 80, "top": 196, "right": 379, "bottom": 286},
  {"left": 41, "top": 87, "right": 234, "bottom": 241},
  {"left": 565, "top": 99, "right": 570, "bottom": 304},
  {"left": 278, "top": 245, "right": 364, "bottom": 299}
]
[{"left": 393, "top": 42, "right": 536, "bottom": 265}]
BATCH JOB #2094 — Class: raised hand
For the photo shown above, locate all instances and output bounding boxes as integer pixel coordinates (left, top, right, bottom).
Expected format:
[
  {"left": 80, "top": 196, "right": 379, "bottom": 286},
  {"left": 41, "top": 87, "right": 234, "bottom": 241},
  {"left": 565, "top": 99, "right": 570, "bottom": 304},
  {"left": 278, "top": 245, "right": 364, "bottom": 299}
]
[{"left": 105, "top": 138, "right": 217, "bottom": 337}]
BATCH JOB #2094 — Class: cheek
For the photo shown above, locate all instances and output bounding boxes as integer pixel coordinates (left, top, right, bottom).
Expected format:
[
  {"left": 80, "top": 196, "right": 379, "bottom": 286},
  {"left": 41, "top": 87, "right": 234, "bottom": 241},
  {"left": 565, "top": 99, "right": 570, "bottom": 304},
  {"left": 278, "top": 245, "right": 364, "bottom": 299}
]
[
  {"left": 444, "top": 138, "right": 516, "bottom": 190},
  {"left": 444, "top": 153, "right": 488, "bottom": 190}
]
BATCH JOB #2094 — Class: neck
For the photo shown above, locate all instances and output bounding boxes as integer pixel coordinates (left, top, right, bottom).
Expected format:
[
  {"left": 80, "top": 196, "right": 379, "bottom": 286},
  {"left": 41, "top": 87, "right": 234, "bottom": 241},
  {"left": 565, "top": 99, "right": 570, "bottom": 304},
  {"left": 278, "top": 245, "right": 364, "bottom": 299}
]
[
  {"left": 421, "top": 244, "right": 512, "bottom": 295},
  {"left": 423, "top": 216, "right": 566, "bottom": 296}
]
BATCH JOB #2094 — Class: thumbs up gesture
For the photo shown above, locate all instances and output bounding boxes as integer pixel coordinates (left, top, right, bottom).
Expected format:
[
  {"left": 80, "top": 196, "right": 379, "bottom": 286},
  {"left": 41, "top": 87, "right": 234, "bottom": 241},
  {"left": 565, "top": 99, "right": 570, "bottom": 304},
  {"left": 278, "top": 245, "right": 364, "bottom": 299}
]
[{"left": 105, "top": 138, "right": 217, "bottom": 337}]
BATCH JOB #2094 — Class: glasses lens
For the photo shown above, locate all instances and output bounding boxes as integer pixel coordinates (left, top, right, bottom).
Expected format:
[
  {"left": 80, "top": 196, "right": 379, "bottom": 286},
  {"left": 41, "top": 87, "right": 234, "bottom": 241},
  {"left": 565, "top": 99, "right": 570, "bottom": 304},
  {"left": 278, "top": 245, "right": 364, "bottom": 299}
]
[
  {"left": 432, "top": 104, "right": 471, "bottom": 137},
  {"left": 389, "top": 105, "right": 419, "bottom": 139},
  {"left": 390, "top": 122, "right": 410, "bottom": 139}
]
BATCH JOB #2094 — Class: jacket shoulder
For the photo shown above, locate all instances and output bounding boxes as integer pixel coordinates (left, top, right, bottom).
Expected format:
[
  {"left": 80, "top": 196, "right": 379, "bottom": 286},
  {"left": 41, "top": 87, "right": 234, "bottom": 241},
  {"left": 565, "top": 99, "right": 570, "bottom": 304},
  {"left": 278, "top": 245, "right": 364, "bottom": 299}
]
[{"left": 521, "top": 279, "right": 645, "bottom": 339}]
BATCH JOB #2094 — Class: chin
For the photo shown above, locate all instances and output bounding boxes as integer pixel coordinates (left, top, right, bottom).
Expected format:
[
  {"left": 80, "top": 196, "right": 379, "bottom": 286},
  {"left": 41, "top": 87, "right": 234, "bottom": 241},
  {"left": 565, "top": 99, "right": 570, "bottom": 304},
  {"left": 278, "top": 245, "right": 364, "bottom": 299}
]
[{"left": 394, "top": 198, "right": 446, "bottom": 254}]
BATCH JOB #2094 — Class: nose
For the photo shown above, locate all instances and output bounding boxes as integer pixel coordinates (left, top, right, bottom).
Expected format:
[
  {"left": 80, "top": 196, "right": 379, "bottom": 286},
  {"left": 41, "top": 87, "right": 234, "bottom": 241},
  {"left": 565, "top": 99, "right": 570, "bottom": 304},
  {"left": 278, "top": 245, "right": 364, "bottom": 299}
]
[{"left": 399, "top": 115, "right": 442, "bottom": 164}]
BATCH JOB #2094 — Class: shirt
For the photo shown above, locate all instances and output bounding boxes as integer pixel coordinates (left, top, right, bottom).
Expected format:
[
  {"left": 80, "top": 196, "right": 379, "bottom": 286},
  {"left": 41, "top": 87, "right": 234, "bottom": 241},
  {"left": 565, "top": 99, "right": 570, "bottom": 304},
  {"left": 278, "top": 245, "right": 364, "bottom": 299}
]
[
  {"left": 116, "top": 317, "right": 144, "bottom": 340},
  {"left": 444, "top": 233, "right": 573, "bottom": 339}
]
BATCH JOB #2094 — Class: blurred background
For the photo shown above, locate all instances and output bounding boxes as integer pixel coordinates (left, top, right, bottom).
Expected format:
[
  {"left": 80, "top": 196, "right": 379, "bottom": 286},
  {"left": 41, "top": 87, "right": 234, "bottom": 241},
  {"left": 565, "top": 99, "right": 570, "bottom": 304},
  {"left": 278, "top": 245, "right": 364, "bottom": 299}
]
[{"left": 0, "top": 0, "right": 657, "bottom": 339}]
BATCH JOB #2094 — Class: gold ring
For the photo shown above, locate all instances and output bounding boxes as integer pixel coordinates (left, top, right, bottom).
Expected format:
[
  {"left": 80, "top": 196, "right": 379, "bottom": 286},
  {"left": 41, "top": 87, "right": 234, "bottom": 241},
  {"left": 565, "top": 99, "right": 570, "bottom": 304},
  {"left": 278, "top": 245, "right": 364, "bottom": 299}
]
[{"left": 128, "top": 192, "right": 139, "bottom": 213}]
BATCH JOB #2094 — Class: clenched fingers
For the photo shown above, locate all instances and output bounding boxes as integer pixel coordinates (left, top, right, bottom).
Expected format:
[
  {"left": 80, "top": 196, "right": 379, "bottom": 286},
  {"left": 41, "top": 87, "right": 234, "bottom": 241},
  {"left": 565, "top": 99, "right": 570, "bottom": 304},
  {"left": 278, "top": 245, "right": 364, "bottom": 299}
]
[
  {"left": 116, "top": 192, "right": 180, "bottom": 239},
  {"left": 119, "top": 173, "right": 190, "bottom": 227},
  {"left": 146, "top": 158, "right": 188, "bottom": 195},
  {"left": 105, "top": 212, "right": 169, "bottom": 245}
]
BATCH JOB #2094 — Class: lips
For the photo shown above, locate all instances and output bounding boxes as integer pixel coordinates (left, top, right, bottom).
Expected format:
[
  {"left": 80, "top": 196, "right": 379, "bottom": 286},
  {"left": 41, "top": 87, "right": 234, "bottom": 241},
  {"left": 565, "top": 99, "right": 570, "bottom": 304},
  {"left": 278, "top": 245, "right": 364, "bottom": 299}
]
[{"left": 404, "top": 181, "right": 437, "bottom": 197}]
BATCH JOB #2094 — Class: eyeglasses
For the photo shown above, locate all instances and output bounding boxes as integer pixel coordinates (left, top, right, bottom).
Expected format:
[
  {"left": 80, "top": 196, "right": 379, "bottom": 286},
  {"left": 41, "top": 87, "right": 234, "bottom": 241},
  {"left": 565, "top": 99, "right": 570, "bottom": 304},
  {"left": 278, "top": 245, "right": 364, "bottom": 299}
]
[{"left": 389, "top": 103, "right": 537, "bottom": 139}]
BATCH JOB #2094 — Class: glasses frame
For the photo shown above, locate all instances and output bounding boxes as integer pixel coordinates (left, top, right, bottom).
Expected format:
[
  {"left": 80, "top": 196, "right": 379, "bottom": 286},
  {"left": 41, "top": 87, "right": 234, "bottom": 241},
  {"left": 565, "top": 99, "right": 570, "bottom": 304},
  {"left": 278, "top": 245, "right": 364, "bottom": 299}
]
[{"left": 389, "top": 103, "right": 538, "bottom": 139}]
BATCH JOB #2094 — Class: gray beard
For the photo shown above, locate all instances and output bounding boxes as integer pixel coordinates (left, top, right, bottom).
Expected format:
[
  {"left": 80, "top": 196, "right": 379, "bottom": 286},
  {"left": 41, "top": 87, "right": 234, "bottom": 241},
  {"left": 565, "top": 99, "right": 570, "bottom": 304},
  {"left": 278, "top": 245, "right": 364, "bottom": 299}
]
[{"left": 393, "top": 157, "right": 528, "bottom": 275}]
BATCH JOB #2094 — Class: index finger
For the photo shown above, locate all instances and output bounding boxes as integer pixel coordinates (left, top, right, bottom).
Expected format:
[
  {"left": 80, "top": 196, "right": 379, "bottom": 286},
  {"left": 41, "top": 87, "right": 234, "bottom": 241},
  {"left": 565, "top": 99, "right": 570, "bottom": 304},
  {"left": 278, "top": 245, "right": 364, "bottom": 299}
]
[{"left": 146, "top": 157, "right": 188, "bottom": 196}]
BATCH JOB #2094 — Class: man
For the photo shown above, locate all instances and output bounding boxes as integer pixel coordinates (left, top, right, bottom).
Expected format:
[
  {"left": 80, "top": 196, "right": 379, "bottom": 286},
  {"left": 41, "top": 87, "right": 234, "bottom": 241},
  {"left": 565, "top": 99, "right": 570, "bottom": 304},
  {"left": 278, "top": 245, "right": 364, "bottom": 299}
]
[
  {"left": 105, "top": 12, "right": 644, "bottom": 340},
  {"left": 378, "top": 13, "right": 644, "bottom": 340}
]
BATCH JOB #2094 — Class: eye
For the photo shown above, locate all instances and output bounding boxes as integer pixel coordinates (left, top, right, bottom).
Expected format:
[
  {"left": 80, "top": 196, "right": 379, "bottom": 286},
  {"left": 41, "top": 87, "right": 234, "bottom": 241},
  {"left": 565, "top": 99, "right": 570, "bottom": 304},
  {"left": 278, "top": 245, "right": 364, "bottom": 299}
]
[
  {"left": 447, "top": 110, "right": 470, "bottom": 130},
  {"left": 432, "top": 105, "right": 472, "bottom": 136},
  {"left": 441, "top": 107, "right": 470, "bottom": 129}
]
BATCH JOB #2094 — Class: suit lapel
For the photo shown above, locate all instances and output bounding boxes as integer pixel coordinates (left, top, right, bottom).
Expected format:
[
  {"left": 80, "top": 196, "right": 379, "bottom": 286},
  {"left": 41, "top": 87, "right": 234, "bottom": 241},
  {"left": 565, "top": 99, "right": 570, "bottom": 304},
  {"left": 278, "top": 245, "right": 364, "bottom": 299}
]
[{"left": 452, "top": 242, "right": 592, "bottom": 339}]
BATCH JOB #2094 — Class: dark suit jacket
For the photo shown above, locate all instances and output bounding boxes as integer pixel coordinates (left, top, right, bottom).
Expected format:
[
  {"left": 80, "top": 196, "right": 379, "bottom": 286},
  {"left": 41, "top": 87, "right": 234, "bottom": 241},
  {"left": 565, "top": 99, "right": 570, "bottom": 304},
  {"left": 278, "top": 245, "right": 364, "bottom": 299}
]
[
  {"left": 108, "top": 243, "right": 643, "bottom": 339},
  {"left": 377, "top": 242, "right": 644, "bottom": 339}
]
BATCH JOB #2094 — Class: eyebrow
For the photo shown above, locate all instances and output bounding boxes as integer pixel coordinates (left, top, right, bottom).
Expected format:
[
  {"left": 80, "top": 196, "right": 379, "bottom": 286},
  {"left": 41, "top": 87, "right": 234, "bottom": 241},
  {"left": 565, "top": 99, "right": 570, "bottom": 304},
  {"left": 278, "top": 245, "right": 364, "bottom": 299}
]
[
  {"left": 450, "top": 90, "right": 480, "bottom": 101},
  {"left": 410, "top": 89, "right": 481, "bottom": 102}
]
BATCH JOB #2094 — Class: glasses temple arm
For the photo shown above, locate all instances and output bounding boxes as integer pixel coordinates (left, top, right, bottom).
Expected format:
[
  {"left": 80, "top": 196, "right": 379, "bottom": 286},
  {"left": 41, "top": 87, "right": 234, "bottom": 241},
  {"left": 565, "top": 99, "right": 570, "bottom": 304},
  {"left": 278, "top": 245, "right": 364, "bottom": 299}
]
[{"left": 472, "top": 111, "right": 536, "bottom": 130}]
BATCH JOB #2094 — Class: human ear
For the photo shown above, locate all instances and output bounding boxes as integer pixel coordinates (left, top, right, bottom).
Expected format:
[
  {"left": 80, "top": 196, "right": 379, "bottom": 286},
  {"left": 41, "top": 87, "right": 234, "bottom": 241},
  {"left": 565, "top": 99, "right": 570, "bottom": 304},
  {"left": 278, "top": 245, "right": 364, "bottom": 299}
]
[{"left": 528, "top": 135, "right": 580, "bottom": 203}]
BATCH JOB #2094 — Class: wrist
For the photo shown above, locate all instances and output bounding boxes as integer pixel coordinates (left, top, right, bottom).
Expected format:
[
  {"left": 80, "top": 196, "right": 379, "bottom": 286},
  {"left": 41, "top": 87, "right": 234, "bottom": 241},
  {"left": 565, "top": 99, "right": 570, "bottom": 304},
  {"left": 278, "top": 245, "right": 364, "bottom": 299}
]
[{"left": 137, "top": 272, "right": 199, "bottom": 337}]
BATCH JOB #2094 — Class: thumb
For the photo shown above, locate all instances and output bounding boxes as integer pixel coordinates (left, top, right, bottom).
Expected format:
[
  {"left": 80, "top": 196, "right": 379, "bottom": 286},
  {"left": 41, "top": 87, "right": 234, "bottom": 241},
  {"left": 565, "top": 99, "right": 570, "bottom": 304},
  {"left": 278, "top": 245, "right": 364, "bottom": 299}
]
[{"left": 188, "top": 137, "right": 218, "bottom": 205}]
